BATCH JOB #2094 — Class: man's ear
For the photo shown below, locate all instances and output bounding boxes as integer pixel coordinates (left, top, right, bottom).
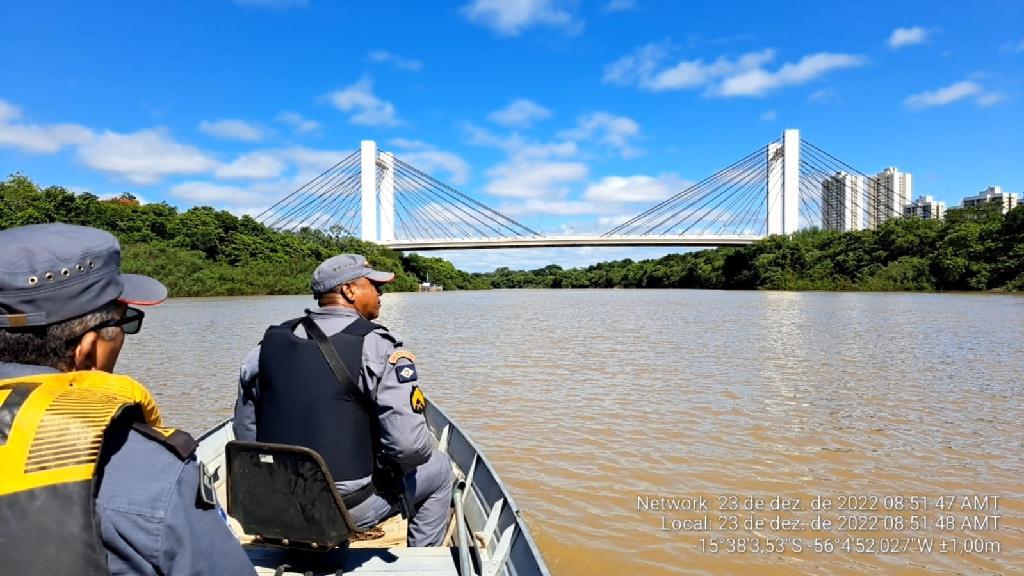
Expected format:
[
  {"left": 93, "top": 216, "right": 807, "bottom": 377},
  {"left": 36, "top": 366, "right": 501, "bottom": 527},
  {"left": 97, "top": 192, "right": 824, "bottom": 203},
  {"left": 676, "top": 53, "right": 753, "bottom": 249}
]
[
  {"left": 73, "top": 331, "right": 99, "bottom": 371},
  {"left": 339, "top": 283, "right": 356, "bottom": 303}
]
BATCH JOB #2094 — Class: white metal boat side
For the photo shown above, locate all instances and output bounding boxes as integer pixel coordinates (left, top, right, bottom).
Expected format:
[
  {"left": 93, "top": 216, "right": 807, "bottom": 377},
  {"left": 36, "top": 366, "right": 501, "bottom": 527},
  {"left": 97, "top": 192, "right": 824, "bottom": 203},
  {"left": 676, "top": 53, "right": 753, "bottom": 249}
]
[{"left": 195, "top": 399, "right": 550, "bottom": 576}]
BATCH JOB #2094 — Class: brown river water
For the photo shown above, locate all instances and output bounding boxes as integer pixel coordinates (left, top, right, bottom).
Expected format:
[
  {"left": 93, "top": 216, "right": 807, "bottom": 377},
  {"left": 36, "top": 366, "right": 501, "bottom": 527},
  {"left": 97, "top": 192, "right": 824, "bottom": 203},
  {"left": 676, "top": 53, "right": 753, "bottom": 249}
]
[{"left": 117, "top": 290, "right": 1024, "bottom": 575}]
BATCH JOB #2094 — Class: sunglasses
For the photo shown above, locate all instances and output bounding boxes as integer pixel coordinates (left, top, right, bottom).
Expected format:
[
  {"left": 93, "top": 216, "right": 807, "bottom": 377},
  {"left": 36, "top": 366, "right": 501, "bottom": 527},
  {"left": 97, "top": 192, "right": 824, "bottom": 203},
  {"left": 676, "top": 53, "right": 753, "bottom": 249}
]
[{"left": 88, "top": 306, "right": 146, "bottom": 335}]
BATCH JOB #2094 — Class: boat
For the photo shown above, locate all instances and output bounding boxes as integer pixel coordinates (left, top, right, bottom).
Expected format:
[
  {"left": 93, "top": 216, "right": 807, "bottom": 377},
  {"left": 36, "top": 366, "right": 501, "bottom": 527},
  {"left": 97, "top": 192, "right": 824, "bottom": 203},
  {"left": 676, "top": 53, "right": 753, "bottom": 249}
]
[{"left": 196, "top": 398, "right": 550, "bottom": 576}]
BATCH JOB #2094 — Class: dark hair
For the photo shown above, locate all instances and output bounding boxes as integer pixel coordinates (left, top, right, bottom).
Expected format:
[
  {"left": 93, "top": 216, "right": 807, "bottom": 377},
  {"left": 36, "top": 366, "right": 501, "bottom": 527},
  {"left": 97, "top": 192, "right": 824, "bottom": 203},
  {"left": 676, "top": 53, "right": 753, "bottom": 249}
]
[{"left": 0, "top": 301, "right": 121, "bottom": 371}]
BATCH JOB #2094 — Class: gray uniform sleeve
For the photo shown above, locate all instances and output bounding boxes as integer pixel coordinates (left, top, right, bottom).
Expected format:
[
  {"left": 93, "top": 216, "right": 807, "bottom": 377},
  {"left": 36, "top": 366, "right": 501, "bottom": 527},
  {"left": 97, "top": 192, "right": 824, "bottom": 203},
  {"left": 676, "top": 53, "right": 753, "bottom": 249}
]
[
  {"left": 158, "top": 457, "right": 256, "bottom": 575},
  {"left": 362, "top": 329, "right": 432, "bottom": 472},
  {"left": 97, "top": 430, "right": 255, "bottom": 575},
  {"left": 233, "top": 345, "right": 261, "bottom": 441}
]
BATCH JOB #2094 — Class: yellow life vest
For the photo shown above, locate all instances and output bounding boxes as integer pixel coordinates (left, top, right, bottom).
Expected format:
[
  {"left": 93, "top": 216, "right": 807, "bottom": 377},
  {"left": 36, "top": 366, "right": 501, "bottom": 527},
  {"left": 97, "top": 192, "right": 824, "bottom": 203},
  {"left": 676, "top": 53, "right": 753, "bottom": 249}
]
[{"left": 0, "top": 371, "right": 176, "bottom": 574}]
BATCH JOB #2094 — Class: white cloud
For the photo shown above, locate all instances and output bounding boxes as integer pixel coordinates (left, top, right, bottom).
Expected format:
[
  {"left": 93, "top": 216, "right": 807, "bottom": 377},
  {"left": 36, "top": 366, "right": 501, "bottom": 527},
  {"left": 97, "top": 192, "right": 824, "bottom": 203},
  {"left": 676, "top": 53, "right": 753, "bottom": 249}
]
[
  {"left": 366, "top": 50, "right": 423, "bottom": 71},
  {"left": 401, "top": 150, "right": 470, "bottom": 184},
  {"left": 387, "top": 139, "right": 472, "bottom": 185},
  {"left": 603, "top": 0, "right": 636, "bottom": 12},
  {"left": 1000, "top": 39, "right": 1024, "bottom": 53},
  {"left": 759, "top": 110, "right": 777, "bottom": 121},
  {"left": 715, "top": 52, "right": 865, "bottom": 97},
  {"left": 275, "top": 111, "right": 320, "bottom": 134},
  {"left": 583, "top": 174, "right": 687, "bottom": 203},
  {"left": 603, "top": 43, "right": 671, "bottom": 88},
  {"left": 487, "top": 99, "right": 552, "bottom": 128},
  {"left": 326, "top": 79, "right": 400, "bottom": 127},
  {"left": 198, "top": 119, "right": 264, "bottom": 142},
  {"left": 461, "top": 0, "right": 583, "bottom": 37},
  {"left": 559, "top": 112, "right": 641, "bottom": 157},
  {"left": 500, "top": 198, "right": 610, "bottom": 216},
  {"left": 904, "top": 80, "right": 1003, "bottom": 110},
  {"left": 77, "top": 129, "right": 218, "bottom": 184},
  {"left": 597, "top": 214, "right": 634, "bottom": 227},
  {"left": 977, "top": 92, "right": 1005, "bottom": 107},
  {"left": 0, "top": 122, "right": 94, "bottom": 154},
  {"left": 0, "top": 99, "right": 95, "bottom": 154},
  {"left": 170, "top": 181, "right": 266, "bottom": 205},
  {"left": 484, "top": 159, "right": 588, "bottom": 198},
  {"left": 0, "top": 100, "right": 20, "bottom": 123},
  {"left": 888, "top": 26, "right": 928, "bottom": 49},
  {"left": 388, "top": 138, "right": 432, "bottom": 150},
  {"left": 808, "top": 88, "right": 838, "bottom": 103},
  {"left": 214, "top": 152, "right": 286, "bottom": 180},
  {"left": 604, "top": 45, "right": 864, "bottom": 97},
  {"left": 277, "top": 146, "right": 356, "bottom": 181},
  {"left": 463, "top": 124, "right": 577, "bottom": 159}
]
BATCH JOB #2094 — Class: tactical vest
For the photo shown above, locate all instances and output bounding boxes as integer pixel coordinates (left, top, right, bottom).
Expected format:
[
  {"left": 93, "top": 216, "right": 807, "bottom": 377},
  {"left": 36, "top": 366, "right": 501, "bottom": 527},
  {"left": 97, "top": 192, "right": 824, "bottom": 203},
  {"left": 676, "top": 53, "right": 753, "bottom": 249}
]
[
  {"left": 0, "top": 371, "right": 189, "bottom": 575},
  {"left": 256, "top": 316, "right": 380, "bottom": 490}
]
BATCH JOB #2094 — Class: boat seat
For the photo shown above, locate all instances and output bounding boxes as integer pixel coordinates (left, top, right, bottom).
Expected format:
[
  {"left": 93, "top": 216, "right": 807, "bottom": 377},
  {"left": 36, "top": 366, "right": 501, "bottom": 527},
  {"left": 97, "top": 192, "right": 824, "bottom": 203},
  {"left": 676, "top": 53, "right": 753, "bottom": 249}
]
[{"left": 226, "top": 440, "right": 359, "bottom": 550}]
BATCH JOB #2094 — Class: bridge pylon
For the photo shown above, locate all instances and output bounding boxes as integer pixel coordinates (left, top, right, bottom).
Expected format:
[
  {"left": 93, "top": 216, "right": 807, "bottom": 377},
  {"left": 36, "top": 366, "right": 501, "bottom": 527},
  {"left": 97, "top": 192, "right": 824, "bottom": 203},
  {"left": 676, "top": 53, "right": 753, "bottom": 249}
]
[
  {"left": 360, "top": 140, "right": 378, "bottom": 242},
  {"left": 766, "top": 129, "right": 800, "bottom": 236}
]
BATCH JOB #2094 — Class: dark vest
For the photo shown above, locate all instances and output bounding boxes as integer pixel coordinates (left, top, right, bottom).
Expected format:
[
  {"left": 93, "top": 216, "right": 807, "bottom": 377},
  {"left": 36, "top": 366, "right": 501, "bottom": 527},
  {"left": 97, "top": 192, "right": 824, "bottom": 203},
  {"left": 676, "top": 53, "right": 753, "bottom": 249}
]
[
  {"left": 0, "top": 372, "right": 193, "bottom": 575},
  {"left": 256, "top": 316, "right": 379, "bottom": 484}
]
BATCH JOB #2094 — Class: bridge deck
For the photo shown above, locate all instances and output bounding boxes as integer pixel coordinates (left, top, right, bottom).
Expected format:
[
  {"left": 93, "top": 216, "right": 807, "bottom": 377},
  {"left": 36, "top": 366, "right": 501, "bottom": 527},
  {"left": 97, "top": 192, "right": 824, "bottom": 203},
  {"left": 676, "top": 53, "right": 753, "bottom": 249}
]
[{"left": 379, "top": 235, "right": 763, "bottom": 251}]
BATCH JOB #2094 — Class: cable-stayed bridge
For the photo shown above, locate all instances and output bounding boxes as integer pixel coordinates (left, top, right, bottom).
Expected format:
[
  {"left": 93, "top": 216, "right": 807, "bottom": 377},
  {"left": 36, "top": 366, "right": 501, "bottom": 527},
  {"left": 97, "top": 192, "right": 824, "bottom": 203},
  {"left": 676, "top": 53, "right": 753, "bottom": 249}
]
[{"left": 256, "top": 130, "right": 917, "bottom": 251}]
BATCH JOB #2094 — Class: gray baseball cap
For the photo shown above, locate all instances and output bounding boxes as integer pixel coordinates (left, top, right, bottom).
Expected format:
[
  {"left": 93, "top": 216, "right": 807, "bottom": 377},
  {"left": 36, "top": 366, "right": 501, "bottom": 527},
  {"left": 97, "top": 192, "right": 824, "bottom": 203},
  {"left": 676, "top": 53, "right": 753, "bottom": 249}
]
[
  {"left": 311, "top": 254, "right": 395, "bottom": 296},
  {"left": 0, "top": 223, "right": 168, "bottom": 328}
]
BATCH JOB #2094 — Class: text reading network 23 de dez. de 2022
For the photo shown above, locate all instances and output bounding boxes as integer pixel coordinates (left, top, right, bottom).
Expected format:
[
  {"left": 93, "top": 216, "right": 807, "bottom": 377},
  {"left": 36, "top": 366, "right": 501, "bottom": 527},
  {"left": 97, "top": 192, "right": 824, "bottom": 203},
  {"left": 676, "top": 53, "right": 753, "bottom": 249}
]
[{"left": 637, "top": 493, "right": 1004, "bottom": 556}]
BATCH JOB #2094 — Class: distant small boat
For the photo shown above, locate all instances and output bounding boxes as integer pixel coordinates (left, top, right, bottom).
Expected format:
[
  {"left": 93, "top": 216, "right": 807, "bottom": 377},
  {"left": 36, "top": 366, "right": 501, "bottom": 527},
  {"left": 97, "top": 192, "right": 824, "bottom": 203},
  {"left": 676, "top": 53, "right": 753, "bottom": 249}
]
[{"left": 196, "top": 399, "right": 550, "bottom": 576}]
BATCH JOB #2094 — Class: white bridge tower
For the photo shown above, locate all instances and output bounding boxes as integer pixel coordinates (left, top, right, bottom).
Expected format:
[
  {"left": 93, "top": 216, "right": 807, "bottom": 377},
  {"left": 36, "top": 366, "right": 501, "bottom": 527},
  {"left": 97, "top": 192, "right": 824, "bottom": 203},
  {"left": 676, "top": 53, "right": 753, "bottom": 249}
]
[{"left": 766, "top": 129, "right": 800, "bottom": 236}]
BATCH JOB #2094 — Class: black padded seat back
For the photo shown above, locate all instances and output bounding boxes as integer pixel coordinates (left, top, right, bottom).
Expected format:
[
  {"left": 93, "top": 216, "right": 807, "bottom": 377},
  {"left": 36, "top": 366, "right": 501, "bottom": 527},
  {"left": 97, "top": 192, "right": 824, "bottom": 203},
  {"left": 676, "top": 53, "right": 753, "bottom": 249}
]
[{"left": 226, "top": 440, "right": 356, "bottom": 548}]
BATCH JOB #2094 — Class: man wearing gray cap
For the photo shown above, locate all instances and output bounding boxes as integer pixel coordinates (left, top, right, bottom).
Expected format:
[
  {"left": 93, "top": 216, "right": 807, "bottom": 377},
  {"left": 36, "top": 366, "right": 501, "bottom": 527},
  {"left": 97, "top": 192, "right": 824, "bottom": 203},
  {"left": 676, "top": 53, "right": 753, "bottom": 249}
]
[
  {"left": 0, "top": 223, "right": 254, "bottom": 575},
  {"left": 234, "top": 254, "right": 453, "bottom": 547}
]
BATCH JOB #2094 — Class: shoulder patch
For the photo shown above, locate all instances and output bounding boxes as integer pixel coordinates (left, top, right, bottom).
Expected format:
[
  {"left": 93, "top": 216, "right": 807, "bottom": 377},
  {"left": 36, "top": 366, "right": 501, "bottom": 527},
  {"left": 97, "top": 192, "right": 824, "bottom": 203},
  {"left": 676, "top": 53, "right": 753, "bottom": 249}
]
[
  {"left": 396, "top": 363, "right": 418, "bottom": 383},
  {"left": 131, "top": 422, "right": 197, "bottom": 460},
  {"left": 410, "top": 386, "right": 427, "bottom": 414},
  {"left": 388, "top": 350, "right": 417, "bottom": 365}
]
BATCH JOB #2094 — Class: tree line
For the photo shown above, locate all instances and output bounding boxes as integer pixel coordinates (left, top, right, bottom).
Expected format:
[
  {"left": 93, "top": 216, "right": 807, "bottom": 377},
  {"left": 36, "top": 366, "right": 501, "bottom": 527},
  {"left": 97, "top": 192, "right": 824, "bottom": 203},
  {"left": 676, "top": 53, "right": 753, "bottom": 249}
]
[
  {"left": 0, "top": 174, "right": 485, "bottom": 295},
  {"left": 4, "top": 173, "right": 1021, "bottom": 294},
  {"left": 477, "top": 203, "right": 1024, "bottom": 292}
]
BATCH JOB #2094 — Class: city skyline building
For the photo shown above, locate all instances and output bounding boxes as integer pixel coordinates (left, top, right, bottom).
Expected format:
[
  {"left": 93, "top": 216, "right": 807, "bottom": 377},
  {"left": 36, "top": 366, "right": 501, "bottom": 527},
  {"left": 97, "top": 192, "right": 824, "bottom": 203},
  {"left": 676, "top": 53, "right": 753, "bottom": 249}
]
[
  {"left": 821, "top": 171, "right": 866, "bottom": 232},
  {"left": 904, "top": 195, "right": 946, "bottom": 220},
  {"left": 961, "top": 186, "right": 1020, "bottom": 214},
  {"left": 868, "top": 167, "right": 912, "bottom": 229}
]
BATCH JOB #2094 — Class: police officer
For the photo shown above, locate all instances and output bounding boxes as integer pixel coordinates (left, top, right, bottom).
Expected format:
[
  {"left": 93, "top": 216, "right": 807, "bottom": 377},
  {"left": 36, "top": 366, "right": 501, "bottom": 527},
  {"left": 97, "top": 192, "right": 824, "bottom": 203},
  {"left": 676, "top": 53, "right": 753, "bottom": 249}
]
[
  {"left": 234, "top": 254, "right": 453, "bottom": 547},
  {"left": 0, "top": 223, "right": 254, "bottom": 575}
]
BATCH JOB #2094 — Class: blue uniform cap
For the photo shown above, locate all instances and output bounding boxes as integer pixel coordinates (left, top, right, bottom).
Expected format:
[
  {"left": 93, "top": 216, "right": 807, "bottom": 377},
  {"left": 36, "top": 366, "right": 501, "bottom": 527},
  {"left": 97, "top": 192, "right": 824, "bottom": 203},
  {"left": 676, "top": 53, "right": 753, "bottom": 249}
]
[
  {"left": 0, "top": 223, "right": 167, "bottom": 328},
  {"left": 311, "top": 254, "right": 395, "bottom": 297}
]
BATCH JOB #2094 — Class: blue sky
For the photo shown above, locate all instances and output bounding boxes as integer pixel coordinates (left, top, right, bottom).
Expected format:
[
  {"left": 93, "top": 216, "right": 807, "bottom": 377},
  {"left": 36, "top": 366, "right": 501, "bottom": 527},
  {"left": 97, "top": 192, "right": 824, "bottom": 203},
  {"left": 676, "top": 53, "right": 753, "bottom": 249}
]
[{"left": 2, "top": 1, "right": 1022, "bottom": 272}]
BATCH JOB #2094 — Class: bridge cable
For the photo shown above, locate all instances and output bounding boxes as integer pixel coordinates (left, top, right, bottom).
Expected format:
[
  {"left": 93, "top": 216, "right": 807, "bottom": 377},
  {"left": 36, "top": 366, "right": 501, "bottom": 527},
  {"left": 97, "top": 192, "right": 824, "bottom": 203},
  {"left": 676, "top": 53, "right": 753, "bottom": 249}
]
[
  {"left": 255, "top": 150, "right": 358, "bottom": 222},
  {"left": 392, "top": 158, "right": 542, "bottom": 238},
  {"left": 266, "top": 153, "right": 359, "bottom": 230},
  {"left": 392, "top": 161, "right": 528, "bottom": 239}
]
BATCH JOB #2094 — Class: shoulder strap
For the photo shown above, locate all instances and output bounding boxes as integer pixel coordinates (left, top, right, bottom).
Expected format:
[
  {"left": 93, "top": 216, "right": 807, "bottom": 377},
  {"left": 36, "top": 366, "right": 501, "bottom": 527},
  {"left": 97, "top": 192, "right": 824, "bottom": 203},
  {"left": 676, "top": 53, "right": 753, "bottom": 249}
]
[
  {"left": 300, "top": 316, "right": 373, "bottom": 415},
  {"left": 339, "top": 316, "right": 384, "bottom": 337},
  {"left": 130, "top": 422, "right": 197, "bottom": 460}
]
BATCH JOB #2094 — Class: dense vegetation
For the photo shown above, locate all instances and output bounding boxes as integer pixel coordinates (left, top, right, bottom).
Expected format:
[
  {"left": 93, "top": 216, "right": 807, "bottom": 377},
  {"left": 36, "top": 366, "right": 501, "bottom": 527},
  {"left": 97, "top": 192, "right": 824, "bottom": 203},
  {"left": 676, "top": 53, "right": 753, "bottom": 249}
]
[
  {"left": 0, "top": 174, "right": 485, "bottom": 295},
  {"left": 479, "top": 203, "right": 1024, "bottom": 292},
  {"left": 4, "top": 173, "right": 1021, "bottom": 294}
]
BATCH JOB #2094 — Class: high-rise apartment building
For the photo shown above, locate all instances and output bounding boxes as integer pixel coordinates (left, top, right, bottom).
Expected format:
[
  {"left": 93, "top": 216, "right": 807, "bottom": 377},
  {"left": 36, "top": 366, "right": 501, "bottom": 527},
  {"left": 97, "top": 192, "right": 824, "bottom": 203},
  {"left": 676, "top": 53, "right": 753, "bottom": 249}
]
[
  {"left": 903, "top": 195, "right": 946, "bottom": 220},
  {"left": 868, "top": 167, "right": 912, "bottom": 229},
  {"left": 961, "top": 186, "right": 1020, "bottom": 214},
  {"left": 821, "top": 171, "right": 866, "bottom": 232}
]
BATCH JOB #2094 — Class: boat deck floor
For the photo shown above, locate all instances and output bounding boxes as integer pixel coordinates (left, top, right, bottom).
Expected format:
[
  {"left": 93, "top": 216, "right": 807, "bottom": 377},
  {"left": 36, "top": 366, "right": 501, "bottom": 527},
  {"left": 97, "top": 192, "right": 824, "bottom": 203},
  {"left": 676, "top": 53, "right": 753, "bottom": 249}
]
[{"left": 247, "top": 546, "right": 459, "bottom": 575}]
